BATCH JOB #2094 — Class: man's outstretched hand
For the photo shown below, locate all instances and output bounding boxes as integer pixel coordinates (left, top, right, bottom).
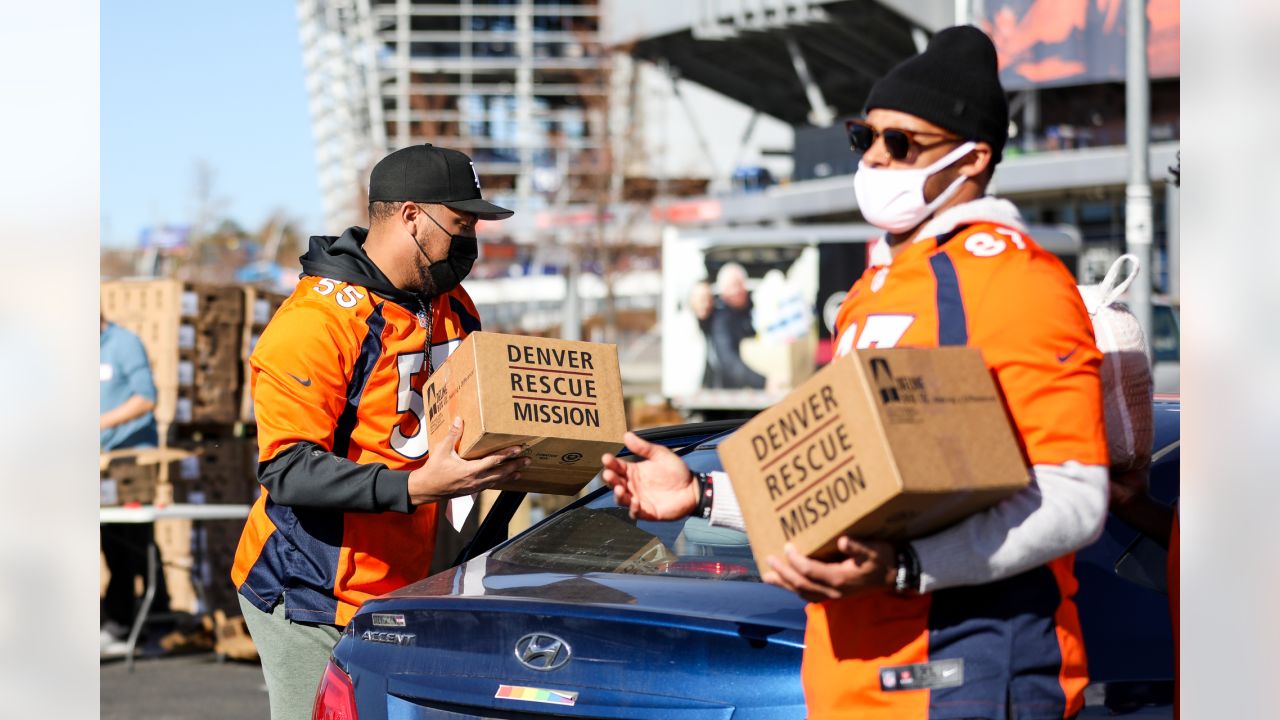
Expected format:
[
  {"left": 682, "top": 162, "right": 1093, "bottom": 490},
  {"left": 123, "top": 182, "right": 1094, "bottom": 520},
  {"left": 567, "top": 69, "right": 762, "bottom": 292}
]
[
  {"left": 600, "top": 431, "right": 699, "bottom": 521},
  {"left": 762, "top": 537, "right": 897, "bottom": 603}
]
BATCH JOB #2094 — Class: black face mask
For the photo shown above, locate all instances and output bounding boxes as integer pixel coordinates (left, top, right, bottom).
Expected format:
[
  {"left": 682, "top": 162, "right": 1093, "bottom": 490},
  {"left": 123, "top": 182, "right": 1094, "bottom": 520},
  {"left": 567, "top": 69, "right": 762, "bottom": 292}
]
[{"left": 416, "top": 210, "right": 478, "bottom": 295}]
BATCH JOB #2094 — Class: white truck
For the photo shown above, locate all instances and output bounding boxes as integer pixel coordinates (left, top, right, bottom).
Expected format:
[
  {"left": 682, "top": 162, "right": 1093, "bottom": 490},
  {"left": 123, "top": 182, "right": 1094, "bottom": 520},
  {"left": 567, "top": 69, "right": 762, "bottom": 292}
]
[{"left": 661, "top": 222, "right": 1086, "bottom": 420}]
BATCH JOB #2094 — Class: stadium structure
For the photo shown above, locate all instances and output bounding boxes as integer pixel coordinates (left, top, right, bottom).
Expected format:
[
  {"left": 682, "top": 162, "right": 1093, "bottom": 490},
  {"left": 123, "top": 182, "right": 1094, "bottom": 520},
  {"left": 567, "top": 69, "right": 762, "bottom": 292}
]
[
  {"left": 294, "top": 0, "right": 1181, "bottom": 395},
  {"left": 297, "top": 0, "right": 610, "bottom": 236}
]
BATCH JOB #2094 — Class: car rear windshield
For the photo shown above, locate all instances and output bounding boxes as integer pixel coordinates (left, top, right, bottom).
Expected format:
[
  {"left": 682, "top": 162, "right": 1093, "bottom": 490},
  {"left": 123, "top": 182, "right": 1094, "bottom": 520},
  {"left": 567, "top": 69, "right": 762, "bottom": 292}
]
[{"left": 490, "top": 453, "right": 759, "bottom": 582}]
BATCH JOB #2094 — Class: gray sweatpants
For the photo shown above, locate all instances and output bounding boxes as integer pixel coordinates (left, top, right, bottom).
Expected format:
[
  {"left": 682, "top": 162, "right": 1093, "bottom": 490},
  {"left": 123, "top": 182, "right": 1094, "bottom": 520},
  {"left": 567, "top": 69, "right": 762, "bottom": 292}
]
[{"left": 238, "top": 594, "right": 343, "bottom": 720}]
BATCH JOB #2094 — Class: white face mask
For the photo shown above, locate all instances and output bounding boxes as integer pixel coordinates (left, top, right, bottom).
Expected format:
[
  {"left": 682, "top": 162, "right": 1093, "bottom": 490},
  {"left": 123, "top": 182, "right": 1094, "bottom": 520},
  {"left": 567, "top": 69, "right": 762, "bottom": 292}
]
[{"left": 853, "top": 141, "right": 976, "bottom": 234}]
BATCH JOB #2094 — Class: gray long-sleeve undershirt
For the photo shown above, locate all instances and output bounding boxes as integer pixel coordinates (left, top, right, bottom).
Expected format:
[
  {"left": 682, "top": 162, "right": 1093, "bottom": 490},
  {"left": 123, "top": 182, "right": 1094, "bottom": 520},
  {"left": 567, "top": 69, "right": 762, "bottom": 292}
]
[{"left": 705, "top": 462, "right": 1109, "bottom": 592}]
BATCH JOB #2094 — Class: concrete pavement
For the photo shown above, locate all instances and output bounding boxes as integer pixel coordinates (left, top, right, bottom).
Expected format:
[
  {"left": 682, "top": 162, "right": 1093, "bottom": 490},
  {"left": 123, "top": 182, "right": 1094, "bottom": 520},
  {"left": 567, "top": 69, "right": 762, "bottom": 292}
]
[{"left": 101, "top": 653, "right": 269, "bottom": 719}]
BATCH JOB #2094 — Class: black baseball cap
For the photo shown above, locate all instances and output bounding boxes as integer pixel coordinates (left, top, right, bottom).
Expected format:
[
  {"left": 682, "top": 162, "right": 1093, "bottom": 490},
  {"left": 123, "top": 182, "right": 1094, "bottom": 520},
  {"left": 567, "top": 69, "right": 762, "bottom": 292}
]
[{"left": 368, "top": 144, "right": 514, "bottom": 220}]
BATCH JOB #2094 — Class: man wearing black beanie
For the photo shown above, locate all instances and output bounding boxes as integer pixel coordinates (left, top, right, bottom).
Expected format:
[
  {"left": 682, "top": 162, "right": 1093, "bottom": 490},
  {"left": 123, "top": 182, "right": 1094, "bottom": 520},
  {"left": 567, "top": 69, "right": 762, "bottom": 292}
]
[{"left": 601, "top": 26, "right": 1110, "bottom": 719}]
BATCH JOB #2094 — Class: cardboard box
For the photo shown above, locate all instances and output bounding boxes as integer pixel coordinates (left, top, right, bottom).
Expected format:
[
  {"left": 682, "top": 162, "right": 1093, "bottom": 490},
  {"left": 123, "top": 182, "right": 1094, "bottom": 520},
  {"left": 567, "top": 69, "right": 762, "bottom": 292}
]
[
  {"left": 243, "top": 287, "right": 288, "bottom": 328},
  {"left": 102, "top": 280, "right": 238, "bottom": 322},
  {"left": 100, "top": 470, "right": 157, "bottom": 507},
  {"left": 716, "top": 347, "right": 1029, "bottom": 569},
  {"left": 240, "top": 287, "right": 288, "bottom": 423},
  {"left": 424, "top": 332, "right": 628, "bottom": 495},
  {"left": 195, "top": 520, "right": 247, "bottom": 614},
  {"left": 741, "top": 334, "right": 817, "bottom": 389},
  {"left": 102, "top": 280, "right": 245, "bottom": 427},
  {"left": 154, "top": 517, "right": 199, "bottom": 614},
  {"left": 240, "top": 329, "right": 265, "bottom": 423},
  {"left": 172, "top": 438, "right": 259, "bottom": 505},
  {"left": 99, "top": 447, "right": 193, "bottom": 506},
  {"left": 99, "top": 446, "right": 194, "bottom": 474}
]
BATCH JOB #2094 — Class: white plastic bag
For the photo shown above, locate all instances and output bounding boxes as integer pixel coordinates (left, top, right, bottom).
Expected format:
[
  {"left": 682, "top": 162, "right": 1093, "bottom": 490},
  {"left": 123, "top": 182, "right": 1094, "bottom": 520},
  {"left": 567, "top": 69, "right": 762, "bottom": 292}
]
[{"left": 1077, "top": 255, "right": 1154, "bottom": 470}]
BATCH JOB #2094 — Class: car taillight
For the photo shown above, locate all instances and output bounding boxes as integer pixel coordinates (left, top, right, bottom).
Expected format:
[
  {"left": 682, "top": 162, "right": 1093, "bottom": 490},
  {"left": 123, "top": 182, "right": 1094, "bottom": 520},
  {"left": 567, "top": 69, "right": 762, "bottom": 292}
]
[
  {"left": 659, "top": 560, "right": 751, "bottom": 579},
  {"left": 312, "top": 658, "right": 358, "bottom": 720}
]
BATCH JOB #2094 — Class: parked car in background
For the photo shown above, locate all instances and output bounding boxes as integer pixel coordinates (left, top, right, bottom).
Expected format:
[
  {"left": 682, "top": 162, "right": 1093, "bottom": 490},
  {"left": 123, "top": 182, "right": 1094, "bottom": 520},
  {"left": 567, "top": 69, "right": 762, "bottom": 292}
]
[
  {"left": 1151, "top": 299, "right": 1180, "bottom": 394},
  {"left": 315, "top": 403, "right": 1180, "bottom": 719}
]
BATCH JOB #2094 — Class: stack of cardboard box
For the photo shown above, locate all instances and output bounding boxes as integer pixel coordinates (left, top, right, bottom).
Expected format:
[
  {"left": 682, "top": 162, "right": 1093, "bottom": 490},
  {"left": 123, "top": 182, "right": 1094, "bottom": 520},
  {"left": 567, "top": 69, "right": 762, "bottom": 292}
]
[
  {"left": 194, "top": 519, "right": 247, "bottom": 616},
  {"left": 99, "top": 448, "right": 188, "bottom": 506},
  {"left": 101, "top": 280, "right": 275, "bottom": 653},
  {"left": 100, "top": 300, "right": 642, "bottom": 660},
  {"left": 154, "top": 516, "right": 198, "bottom": 614},
  {"left": 151, "top": 439, "right": 257, "bottom": 617},
  {"left": 144, "top": 526, "right": 250, "bottom": 655},
  {"left": 240, "top": 287, "right": 289, "bottom": 423},
  {"left": 101, "top": 280, "right": 245, "bottom": 430},
  {"left": 171, "top": 438, "right": 260, "bottom": 506}
]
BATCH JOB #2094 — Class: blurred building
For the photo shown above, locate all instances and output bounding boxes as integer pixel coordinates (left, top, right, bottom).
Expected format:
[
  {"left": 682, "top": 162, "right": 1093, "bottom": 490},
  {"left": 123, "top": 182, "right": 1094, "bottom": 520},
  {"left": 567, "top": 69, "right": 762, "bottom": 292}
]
[
  {"left": 297, "top": 0, "right": 610, "bottom": 236},
  {"left": 606, "top": 0, "right": 1181, "bottom": 409},
  {"left": 294, "top": 0, "right": 1181, "bottom": 400},
  {"left": 612, "top": 0, "right": 1181, "bottom": 294}
]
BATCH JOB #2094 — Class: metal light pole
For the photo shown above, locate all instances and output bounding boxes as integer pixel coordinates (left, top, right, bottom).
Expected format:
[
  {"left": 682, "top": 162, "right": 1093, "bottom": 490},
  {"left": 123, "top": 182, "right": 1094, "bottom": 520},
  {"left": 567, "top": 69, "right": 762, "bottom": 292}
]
[
  {"left": 955, "top": 0, "right": 984, "bottom": 26},
  {"left": 515, "top": 0, "right": 535, "bottom": 221},
  {"left": 1125, "top": 0, "right": 1154, "bottom": 340}
]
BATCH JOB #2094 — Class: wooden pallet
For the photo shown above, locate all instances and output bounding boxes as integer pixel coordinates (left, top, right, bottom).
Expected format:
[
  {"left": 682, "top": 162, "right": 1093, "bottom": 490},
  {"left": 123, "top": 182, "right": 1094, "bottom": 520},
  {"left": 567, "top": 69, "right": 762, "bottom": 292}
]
[{"left": 213, "top": 609, "right": 258, "bottom": 663}]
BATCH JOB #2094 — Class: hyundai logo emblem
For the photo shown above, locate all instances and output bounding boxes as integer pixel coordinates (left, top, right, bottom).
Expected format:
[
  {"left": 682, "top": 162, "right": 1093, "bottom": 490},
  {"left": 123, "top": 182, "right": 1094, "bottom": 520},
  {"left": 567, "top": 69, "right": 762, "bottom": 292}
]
[{"left": 514, "top": 632, "right": 571, "bottom": 671}]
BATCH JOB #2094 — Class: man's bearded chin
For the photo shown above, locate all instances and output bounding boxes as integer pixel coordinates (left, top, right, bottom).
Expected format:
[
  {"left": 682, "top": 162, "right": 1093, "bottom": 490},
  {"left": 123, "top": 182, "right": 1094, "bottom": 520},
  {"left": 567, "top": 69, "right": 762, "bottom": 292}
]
[{"left": 413, "top": 252, "right": 438, "bottom": 296}]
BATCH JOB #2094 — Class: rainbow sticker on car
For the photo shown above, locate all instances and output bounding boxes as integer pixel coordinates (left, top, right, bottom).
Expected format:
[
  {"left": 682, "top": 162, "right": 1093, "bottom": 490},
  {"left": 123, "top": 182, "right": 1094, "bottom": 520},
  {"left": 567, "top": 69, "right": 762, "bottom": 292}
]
[{"left": 494, "top": 685, "right": 579, "bottom": 707}]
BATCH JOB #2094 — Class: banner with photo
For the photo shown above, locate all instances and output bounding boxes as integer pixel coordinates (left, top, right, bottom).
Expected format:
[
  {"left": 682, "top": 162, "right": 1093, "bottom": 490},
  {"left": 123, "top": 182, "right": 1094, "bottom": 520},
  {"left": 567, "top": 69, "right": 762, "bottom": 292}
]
[{"left": 985, "top": 0, "right": 1179, "bottom": 90}]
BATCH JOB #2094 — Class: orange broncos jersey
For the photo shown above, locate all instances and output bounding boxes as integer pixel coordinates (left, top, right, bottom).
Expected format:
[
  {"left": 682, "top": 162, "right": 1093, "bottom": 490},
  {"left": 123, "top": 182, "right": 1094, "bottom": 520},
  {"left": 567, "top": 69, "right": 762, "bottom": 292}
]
[
  {"left": 804, "top": 221, "right": 1107, "bottom": 719},
  {"left": 232, "top": 274, "right": 482, "bottom": 626}
]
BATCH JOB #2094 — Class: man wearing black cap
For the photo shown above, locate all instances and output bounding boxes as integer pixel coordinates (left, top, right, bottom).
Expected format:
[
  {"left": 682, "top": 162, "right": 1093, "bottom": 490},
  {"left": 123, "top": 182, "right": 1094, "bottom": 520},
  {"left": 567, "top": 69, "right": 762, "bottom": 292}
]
[
  {"left": 602, "top": 27, "right": 1109, "bottom": 718},
  {"left": 231, "top": 144, "right": 528, "bottom": 720}
]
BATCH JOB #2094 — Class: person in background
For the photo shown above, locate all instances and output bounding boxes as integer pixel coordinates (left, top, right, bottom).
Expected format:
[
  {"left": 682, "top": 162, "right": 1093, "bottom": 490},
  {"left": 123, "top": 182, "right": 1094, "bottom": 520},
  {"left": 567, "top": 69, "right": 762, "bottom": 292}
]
[
  {"left": 604, "top": 26, "right": 1110, "bottom": 719},
  {"left": 689, "top": 281, "right": 714, "bottom": 325},
  {"left": 687, "top": 281, "right": 717, "bottom": 386},
  {"left": 704, "top": 262, "right": 767, "bottom": 390},
  {"left": 99, "top": 315, "right": 169, "bottom": 656},
  {"left": 230, "top": 144, "right": 527, "bottom": 720}
]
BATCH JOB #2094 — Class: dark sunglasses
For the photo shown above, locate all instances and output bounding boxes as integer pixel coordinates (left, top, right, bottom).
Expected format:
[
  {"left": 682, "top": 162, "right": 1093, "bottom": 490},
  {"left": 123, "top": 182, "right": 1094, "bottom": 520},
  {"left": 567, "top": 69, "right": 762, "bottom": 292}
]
[{"left": 846, "top": 119, "right": 961, "bottom": 161}]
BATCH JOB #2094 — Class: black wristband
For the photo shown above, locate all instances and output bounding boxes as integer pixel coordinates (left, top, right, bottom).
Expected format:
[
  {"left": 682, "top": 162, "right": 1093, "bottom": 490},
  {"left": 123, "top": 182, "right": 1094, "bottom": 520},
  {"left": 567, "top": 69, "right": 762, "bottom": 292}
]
[
  {"left": 893, "top": 544, "right": 921, "bottom": 595},
  {"left": 692, "top": 472, "right": 714, "bottom": 520}
]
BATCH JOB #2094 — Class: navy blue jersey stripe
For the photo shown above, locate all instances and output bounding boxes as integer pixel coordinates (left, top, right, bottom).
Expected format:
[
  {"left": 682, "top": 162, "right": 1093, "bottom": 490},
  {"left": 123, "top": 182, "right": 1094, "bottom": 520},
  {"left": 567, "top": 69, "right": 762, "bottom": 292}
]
[
  {"left": 238, "top": 495, "right": 345, "bottom": 623},
  {"left": 929, "top": 253, "right": 968, "bottom": 346},
  {"left": 926, "top": 567, "right": 1068, "bottom": 719},
  {"left": 237, "top": 505, "right": 288, "bottom": 614},
  {"left": 448, "top": 296, "right": 483, "bottom": 334},
  {"left": 260, "top": 497, "right": 343, "bottom": 624},
  {"left": 333, "top": 302, "right": 387, "bottom": 458},
  {"left": 279, "top": 587, "right": 340, "bottom": 624}
]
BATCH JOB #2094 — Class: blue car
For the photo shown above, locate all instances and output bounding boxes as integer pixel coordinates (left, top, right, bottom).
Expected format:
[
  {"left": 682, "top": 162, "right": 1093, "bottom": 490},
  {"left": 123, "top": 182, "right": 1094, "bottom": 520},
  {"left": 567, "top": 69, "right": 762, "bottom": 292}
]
[{"left": 314, "top": 403, "right": 1179, "bottom": 719}]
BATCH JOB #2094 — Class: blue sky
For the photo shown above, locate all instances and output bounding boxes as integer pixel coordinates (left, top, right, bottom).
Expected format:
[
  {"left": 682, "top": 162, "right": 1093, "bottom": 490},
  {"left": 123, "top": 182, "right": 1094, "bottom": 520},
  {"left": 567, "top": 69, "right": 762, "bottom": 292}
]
[{"left": 101, "top": 1, "right": 324, "bottom": 248}]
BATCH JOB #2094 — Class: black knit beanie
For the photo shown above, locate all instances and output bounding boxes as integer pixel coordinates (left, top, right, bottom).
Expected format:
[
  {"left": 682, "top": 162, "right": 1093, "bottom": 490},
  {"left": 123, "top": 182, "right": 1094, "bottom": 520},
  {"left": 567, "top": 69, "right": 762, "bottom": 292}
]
[{"left": 865, "top": 25, "right": 1009, "bottom": 163}]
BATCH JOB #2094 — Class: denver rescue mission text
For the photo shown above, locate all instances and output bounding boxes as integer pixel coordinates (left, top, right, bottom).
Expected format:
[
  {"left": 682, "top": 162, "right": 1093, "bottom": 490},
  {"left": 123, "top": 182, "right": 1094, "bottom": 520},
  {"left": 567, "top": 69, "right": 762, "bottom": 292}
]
[
  {"left": 508, "top": 344, "right": 601, "bottom": 427},
  {"left": 752, "top": 385, "right": 867, "bottom": 541}
]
